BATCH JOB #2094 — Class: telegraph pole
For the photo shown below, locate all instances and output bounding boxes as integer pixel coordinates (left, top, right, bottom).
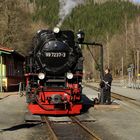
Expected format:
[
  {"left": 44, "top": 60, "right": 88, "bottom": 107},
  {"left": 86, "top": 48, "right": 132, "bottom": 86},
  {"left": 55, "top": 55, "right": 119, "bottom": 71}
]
[
  {"left": 121, "top": 57, "right": 124, "bottom": 79},
  {"left": 137, "top": 50, "right": 140, "bottom": 80},
  {"left": 0, "top": 54, "right": 2, "bottom": 92}
]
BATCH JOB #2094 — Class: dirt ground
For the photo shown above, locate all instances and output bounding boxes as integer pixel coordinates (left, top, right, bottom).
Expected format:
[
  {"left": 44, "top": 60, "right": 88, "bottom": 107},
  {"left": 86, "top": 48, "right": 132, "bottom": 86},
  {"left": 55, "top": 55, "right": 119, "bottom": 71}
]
[
  {"left": 82, "top": 87, "right": 140, "bottom": 140},
  {"left": 0, "top": 94, "right": 48, "bottom": 140},
  {"left": 0, "top": 87, "right": 140, "bottom": 140}
]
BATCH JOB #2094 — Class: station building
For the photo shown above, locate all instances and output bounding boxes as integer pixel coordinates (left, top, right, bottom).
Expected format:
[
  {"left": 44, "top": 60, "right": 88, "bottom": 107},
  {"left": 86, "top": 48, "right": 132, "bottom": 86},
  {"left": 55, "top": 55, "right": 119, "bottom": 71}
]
[{"left": 0, "top": 44, "right": 25, "bottom": 91}]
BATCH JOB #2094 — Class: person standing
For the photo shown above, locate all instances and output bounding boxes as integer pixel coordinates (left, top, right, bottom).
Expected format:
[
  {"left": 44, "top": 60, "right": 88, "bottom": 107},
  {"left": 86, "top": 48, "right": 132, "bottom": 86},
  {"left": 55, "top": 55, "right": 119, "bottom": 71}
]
[{"left": 103, "top": 68, "right": 113, "bottom": 104}]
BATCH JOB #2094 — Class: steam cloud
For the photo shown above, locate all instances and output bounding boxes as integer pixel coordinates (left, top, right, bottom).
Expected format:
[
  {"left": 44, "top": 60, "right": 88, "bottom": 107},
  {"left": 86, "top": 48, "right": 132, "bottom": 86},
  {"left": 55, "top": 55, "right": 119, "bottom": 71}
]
[{"left": 57, "top": 0, "right": 85, "bottom": 27}]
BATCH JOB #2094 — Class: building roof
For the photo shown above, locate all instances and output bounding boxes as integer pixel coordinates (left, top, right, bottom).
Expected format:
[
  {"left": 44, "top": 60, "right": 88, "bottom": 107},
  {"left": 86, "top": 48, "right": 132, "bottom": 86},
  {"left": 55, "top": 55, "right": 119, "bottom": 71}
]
[
  {"left": 0, "top": 44, "right": 14, "bottom": 53},
  {"left": 0, "top": 44, "right": 24, "bottom": 59}
]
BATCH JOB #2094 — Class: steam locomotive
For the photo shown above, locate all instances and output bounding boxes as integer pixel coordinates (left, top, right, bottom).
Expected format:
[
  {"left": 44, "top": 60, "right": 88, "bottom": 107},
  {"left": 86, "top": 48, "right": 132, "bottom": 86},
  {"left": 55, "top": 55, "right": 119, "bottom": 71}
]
[{"left": 25, "top": 27, "right": 84, "bottom": 115}]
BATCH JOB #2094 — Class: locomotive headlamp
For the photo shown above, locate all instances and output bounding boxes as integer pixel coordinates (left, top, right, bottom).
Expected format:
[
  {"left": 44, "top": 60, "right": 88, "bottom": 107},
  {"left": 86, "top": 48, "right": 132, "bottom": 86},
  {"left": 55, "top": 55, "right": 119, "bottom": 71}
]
[
  {"left": 66, "top": 72, "right": 73, "bottom": 79},
  {"left": 37, "top": 30, "right": 41, "bottom": 34},
  {"left": 53, "top": 27, "right": 60, "bottom": 33},
  {"left": 77, "top": 30, "right": 85, "bottom": 43},
  {"left": 38, "top": 73, "right": 45, "bottom": 80}
]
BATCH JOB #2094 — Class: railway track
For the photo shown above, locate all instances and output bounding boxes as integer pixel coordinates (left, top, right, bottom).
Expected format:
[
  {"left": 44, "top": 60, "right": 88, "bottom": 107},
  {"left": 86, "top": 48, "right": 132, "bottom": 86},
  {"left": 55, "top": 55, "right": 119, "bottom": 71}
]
[
  {"left": 70, "top": 116, "right": 101, "bottom": 140},
  {"left": 41, "top": 115, "right": 101, "bottom": 140},
  {"left": 85, "top": 84, "right": 140, "bottom": 107},
  {"left": 40, "top": 84, "right": 140, "bottom": 140},
  {"left": 41, "top": 116, "right": 58, "bottom": 140},
  {"left": 111, "top": 92, "right": 140, "bottom": 107}
]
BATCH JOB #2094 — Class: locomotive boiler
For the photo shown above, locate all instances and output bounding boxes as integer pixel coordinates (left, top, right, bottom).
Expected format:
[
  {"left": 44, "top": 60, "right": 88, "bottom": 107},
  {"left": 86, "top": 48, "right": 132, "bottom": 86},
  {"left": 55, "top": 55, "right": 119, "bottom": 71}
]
[{"left": 25, "top": 27, "right": 84, "bottom": 115}]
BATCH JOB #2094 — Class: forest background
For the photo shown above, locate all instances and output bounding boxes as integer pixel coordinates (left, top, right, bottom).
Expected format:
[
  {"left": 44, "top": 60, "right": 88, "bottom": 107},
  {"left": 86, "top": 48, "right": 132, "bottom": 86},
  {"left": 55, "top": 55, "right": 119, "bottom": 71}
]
[{"left": 0, "top": 0, "right": 140, "bottom": 79}]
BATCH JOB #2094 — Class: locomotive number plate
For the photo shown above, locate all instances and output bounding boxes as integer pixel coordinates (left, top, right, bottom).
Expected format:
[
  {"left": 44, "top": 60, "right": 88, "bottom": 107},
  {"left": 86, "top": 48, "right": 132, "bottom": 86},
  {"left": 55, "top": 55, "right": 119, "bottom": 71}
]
[{"left": 45, "top": 52, "right": 66, "bottom": 57}]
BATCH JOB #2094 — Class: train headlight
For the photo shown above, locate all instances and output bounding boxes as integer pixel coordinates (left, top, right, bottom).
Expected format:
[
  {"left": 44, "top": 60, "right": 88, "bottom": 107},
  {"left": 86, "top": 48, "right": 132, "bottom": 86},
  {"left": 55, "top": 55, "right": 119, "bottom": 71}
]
[
  {"left": 66, "top": 73, "right": 73, "bottom": 79},
  {"left": 38, "top": 73, "right": 45, "bottom": 80},
  {"left": 53, "top": 27, "right": 60, "bottom": 33}
]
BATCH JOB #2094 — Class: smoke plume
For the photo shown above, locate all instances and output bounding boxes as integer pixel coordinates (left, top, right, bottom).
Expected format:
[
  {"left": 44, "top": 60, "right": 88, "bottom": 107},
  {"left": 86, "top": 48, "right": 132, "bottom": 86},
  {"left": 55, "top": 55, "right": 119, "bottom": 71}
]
[{"left": 57, "top": 0, "right": 85, "bottom": 27}]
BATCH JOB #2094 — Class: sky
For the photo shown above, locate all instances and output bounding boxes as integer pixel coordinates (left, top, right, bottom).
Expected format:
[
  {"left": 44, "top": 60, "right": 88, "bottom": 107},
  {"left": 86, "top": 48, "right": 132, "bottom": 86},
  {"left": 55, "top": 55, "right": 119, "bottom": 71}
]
[{"left": 133, "top": 0, "right": 140, "bottom": 3}]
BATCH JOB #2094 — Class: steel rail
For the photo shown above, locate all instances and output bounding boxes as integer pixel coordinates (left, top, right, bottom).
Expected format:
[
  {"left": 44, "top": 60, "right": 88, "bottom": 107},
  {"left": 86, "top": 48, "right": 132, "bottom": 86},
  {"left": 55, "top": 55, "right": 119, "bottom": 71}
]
[
  {"left": 85, "top": 84, "right": 140, "bottom": 106},
  {"left": 111, "top": 92, "right": 140, "bottom": 107},
  {"left": 41, "top": 116, "right": 58, "bottom": 140},
  {"left": 70, "top": 116, "right": 101, "bottom": 140}
]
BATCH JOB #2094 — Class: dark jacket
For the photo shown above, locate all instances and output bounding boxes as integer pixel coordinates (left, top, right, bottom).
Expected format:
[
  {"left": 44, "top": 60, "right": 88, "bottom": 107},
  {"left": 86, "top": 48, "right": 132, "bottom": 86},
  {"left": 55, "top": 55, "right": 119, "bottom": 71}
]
[{"left": 103, "top": 73, "right": 113, "bottom": 86}]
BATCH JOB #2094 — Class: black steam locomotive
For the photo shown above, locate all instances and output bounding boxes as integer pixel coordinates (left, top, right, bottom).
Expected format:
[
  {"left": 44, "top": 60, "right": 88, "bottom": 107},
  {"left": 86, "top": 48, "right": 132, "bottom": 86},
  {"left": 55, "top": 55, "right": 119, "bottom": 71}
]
[{"left": 25, "top": 27, "right": 84, "bottom": 115}]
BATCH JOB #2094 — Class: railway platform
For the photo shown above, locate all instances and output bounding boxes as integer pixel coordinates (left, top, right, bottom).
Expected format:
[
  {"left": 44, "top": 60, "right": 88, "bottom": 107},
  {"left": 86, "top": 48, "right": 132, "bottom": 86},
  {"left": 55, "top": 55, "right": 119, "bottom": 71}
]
[{"left": 85, "top": 81, "right": 140, "bottom": 101}]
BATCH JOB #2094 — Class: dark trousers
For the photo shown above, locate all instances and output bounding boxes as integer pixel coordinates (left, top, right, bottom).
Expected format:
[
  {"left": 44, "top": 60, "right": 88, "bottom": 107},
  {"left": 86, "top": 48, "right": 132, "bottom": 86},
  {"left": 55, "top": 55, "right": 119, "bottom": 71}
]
[
  {"left": 105, "top": 88, "right": 111, "bottom": 103},
  {"left": 100, "top": 87, "right": 111, "bottom": 104}
]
